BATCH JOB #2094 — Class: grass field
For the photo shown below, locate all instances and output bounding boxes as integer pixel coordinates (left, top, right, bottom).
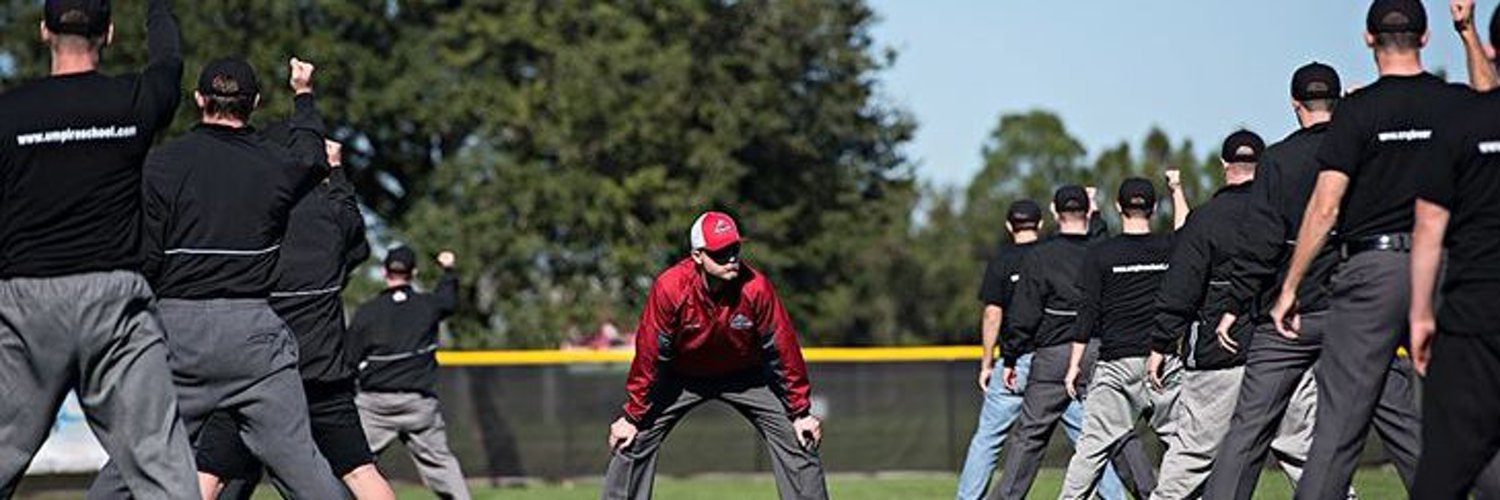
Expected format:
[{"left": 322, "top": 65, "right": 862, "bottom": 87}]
[{"left": 241, "top": 467, "right": 1407, "bottom": 499}]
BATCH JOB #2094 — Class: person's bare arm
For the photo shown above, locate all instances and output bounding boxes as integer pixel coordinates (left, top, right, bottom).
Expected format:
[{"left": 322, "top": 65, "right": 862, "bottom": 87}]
[
  {"left": 1454, "top": 0, "right": 1499, "bottom": 91},
  {"left": 1271, "top": 171, "right": 1349, "bottom": 337},
  {"left": 1410, "top": 199, "right": 1450, "bottom": 375},
  {"left": 1064, "top": 341, "right": 1086, "bottom": 399},
  {"left": 1166, "top": 169, "right": 1189, "bottom": 230},
  {"left": 979, "top": 304, "right": 1002, "bottom": 391}
]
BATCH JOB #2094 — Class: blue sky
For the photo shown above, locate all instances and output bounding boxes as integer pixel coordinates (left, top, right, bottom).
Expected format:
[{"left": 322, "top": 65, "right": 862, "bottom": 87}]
[{"left": 868, "top": 0, "right": 1487, "bottom": 187}]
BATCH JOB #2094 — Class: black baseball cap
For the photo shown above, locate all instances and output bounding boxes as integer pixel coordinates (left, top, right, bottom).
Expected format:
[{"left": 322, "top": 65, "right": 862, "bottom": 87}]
[
  {"left": 197, "top": 58, "right": 261, "bottom": 97},
  {"left": 1291, "top": 62, "right": 1341, "bottom": 101},
  {"left": 1053, "top": 185, "right": 1089, "bottom": 213},
  {"left": 1490, "top": 3, "right": 1500, "bottom": 56},
  {"left": 1221, "top": 130, "right": 1266, "bottom": 164},
  {"left": 385, "top": 246, "right": 417, "bottom": 274},
  {"left": 1006, "top": 200, "right": 1042, "bottom": 226},
  {"left": 1118, "top": 177, "right": 1156, "bottom": 212},
  {"left": 45, "top": 0, "right": 110, "bottom": 37},
  {"left": 1367, "top": 0, "right": 1427, "bottom": 34}
]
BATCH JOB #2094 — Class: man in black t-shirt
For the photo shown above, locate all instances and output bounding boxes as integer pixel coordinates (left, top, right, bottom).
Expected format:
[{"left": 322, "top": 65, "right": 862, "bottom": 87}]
[
  {"left": 349, "top": 247, "right": 470, "bottom": 500},
  {"left": 1410, "top": 5, "right": 1500, "bottom": 497},
  {"left": 1058, "top": 178, "right": 1185, "bottom": 500},
  {"left": 1204, "top": 61, "right": 1433, "bottom": 500},
  {"left": 193, "top": 138, "right": 396, "bottom": 500},
  {"left": 88, "top": 57, "right": 349, "bottom": 499},
  {"left": 1269, "top": 1, "right": 1475, "bottom": 498},
  {"left": 0, "top": 1, "right": 197, "bottom": 496}
]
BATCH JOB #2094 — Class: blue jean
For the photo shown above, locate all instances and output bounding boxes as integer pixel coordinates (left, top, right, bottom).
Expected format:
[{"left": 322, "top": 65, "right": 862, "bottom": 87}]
[{"left": 955, "top": 353, "right": 1126, "bottom": 500}]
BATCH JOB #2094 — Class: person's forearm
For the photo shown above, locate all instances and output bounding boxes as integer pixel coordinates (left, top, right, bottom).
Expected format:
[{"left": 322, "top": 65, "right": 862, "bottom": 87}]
[
  {"left": 1171, "top": 183, "right": 1190, "bottom": 230},
  {"left": 1283, "top": 199, "right": 1336, "bottom": 298},
  {"left": 1068, "top": 341, "right": 1086, "bottom": 372},
  {"left": 981, "top": 305, "right": 1001, "bottom": 368},
  {"left": 1283, "top": 174, "right": 1346, "bottom": 297},
  {"left": 1460, "top": 24, "right": 1499, "bottom": 91},
  {"left": 1411, "top": 200, "right": 1450, "bottom": 318},
  {"left": 146, "top": 0, "right": 182, "bottom": 67}
]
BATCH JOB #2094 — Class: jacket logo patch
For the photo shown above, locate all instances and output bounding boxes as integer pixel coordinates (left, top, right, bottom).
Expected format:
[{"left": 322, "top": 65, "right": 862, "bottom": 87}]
[
  {"left": 1009, "top": 273, "right": 1021, "bottom": 283},
  {"left": 730, "top": 314, "right": 754, "bottom": 330},
  {"left": 393, "top": 291, "right": 408, "bottom": 303},
  {"left": 1479, "top": 140, "right": 1500, "bottom": 154}
]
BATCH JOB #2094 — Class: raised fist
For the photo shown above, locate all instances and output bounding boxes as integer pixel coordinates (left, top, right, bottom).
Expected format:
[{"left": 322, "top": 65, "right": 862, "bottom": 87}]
[
  {"left": 289, "top": 57, "right": 315, "bottom": 95},
  {"left": 324, "top": 140, "right": 342, "bottom": 167}
]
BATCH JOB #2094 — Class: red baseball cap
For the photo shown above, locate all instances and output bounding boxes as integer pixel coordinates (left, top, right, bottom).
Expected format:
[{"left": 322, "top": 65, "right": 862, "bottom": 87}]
[{"left": 689, "top": 211, "right": 740, "bottom": 251}]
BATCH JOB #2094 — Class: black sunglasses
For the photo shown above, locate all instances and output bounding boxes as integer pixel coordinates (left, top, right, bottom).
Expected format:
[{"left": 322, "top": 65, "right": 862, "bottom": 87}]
[{"left": 703, "top": 244, "right": 741, "bottom": 265}]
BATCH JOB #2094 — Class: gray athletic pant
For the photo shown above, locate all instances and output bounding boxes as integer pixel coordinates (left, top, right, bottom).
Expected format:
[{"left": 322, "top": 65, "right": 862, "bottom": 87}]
[
  {"left": 0, "top": 272, "right": 197, "bottom": 499},
  {"left": 1058, "top": 355, "right": 1182, "bottom": 500},
  {"left": 1294, "top": 251, "right": 1420, "bottom": 499},
  {"left": 601, "top": 373, "right": 828, "bottom": 500},
  {"left": 995, "top": 344, "right": 1157, "bottom": 500},
  {"left": 1203, "top": 317, "right": 1328, "bottom": 500},
  {"left": 88, "top": 299, "right": 346, "bottom": 500},
  {"left": 357, "top": 391, "right": 471, "bottom": 500},
  {"left": 1150, "top": 366, "right": 1243, "bottom": 500}
]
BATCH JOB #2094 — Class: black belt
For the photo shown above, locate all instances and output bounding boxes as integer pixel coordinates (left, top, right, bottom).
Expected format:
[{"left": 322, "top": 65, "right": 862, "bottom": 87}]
[{"left": 1340, "top": 233, "right": 1411, "bottom": 259}]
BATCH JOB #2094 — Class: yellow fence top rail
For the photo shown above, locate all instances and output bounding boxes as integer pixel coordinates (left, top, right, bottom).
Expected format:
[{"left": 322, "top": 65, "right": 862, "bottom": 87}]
[{"left": 437, "top": 346, "right": 984, "bottom": 366}]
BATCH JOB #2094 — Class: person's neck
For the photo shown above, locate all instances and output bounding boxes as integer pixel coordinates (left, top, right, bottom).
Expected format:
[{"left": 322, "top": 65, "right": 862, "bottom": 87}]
[
  {"left": 1055, "top": 222, "right": 1087, "bottom": 236},
  {"left": 1122, "top": 217, "right": 1151, "bottom": 235},
  {"left": 50, "top": 51, "right": 98, "bottom": 76},
  {"left": 1298, "top": 111, "right": 1332, "bottom": 129},
  {"left": 1226, "top": 171, "right": 1254, "bottom": 186},
  {"left": 200, "top": 115, "right": 248, "bottom": 128},
  {"left": 386, "top": 279, "right": 410, "bottom": 289},
  {"left": 699, "top": 268, "right": 728, "bottom": 295},
  {"left": 1012, "top": 231, "right": 1040, "bottom": 244},
  {"left": 1375, "top": 51, "right": 1424, "bottom": 77}
]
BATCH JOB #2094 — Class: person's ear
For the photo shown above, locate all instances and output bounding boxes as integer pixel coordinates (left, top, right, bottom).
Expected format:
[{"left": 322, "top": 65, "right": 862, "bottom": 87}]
[
  {"left": 690, "top": 249, "right": 705, "bottom": 266},
  {"left": 252, "top": 94, "right": 263, "bottom": 110},
  {"left": 104, "top": 23, "right": 114, "bottom": 47},
  {"left": 1005, "top": 221, "right": 1015, "bottom": 234},
  {"left": 1420, "top": 30, "right": 1430, "bottom": 48},
  {"left": 194, "top": 91, "right": 207, "bottom": 110},
  {"left": 1364, "top": 31, "right": 1377, "bottom": 49},
  {"left": 39, "top": 21, "right": 51, "bottom": 44}
]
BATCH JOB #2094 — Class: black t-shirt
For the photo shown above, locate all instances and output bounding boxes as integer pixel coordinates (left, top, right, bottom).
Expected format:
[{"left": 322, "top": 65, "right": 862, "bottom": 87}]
[
  {"left": 1317, "top": 73, "right": 1472, "bottom": 240},
  {"left": 1419, "top": 91, "right": 1500, "bottom": 337},
  {"left": 1075, "top": 232, "right": 1174, "bottom": 361},
  {"left": 1228, "top": 124, "right": 1340, "bottom": 319},
  {"left": 1006, "top": 234, "right": 1091, "bottom": 367},
  {"left": 977, "top": 240, "right": 1038, "bottom": 338},
  {"left": 349, "top": 272, "right": 459, "bottom": 396},
  {"left": 0, "top": 0, "right": 182, "bottom": 278},
  {"left": 1153, "top": 183, "right": 1256, "bottom": 370},
  {"left": 140, "top": 95, "right": 328, "bottom": 299}
]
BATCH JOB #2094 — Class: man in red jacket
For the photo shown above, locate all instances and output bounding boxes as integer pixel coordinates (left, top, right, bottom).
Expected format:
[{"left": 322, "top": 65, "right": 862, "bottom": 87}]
[{"left": 602, "top": 211, "right": 827, "bottom": 500}]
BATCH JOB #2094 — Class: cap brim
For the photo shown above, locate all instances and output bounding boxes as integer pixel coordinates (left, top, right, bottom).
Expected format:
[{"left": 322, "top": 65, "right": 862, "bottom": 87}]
[{"left": 700, "top": 238, "right": 742, "bottom": 252}]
